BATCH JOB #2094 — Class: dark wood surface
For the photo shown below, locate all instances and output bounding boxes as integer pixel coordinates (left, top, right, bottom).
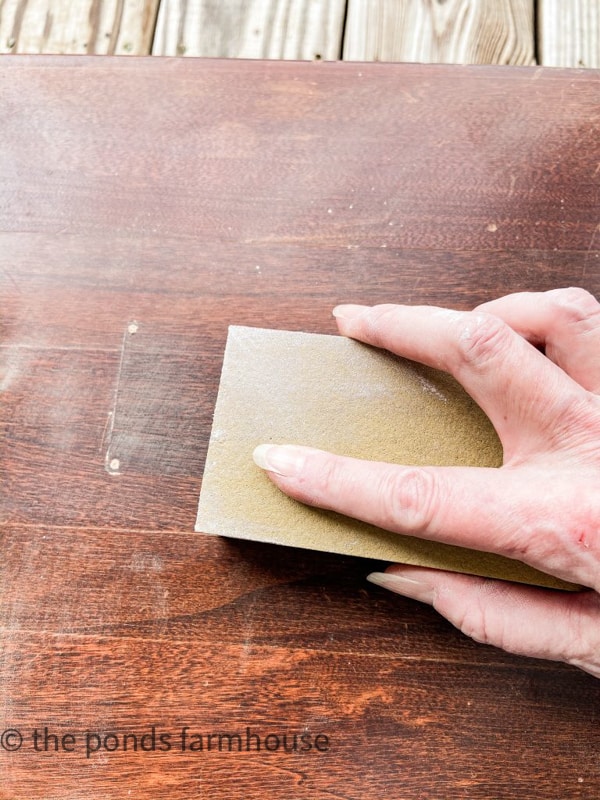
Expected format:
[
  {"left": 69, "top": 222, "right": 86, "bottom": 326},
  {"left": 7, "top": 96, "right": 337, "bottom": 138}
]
[{"left": 1, "top": 56, "right": 599, "bottom": 799}]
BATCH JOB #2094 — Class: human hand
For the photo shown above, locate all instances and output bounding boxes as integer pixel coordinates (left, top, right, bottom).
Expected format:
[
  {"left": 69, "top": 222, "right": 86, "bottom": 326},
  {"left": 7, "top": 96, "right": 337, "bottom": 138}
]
[{"left": 253, "top": 288, "right": 600, "bottom": 678}]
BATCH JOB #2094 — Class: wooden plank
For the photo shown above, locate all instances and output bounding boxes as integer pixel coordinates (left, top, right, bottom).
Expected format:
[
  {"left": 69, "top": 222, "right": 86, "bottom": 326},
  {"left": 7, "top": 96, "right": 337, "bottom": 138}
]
[
  {"left": 3, "top": 632, "right": 597, "bottom": 799},
  {"left": 343, "top": 0, "right": 535, "bottom": 64},
  {"left": 0, "top": 0, "right": 160, "bottom": 54},
  {"left": 151, "top": 0, "right": 346, "bottom": 59},
  {"left": 538, "top": 0, "right": 600, "bottom": 67},
  {"left": 0, "top": 524, "right": 522, "bottom": 663}
]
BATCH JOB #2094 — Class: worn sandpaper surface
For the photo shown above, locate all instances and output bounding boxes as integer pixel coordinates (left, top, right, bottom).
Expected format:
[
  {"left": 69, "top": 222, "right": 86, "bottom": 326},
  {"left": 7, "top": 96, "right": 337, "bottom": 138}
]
[{"left": 196, "top": 326, "right": 574, "bottom": 590}]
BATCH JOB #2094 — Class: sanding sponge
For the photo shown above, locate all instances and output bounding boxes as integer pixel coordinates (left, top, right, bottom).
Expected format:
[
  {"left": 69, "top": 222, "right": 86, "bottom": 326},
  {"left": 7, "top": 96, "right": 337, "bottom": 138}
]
[{"left": 195, "top": 325, "right": 574, "bottom": 590}]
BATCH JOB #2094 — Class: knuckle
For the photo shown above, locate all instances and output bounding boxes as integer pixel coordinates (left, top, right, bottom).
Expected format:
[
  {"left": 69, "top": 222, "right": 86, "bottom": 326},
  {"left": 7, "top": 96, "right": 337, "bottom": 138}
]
[
  {"left": 380, "top": 466, "right": 438, "bottom": 532},
  {"left": 452, "top": 583, "right": 517, "bottom": 652},
  {"left": 456, "top": 604, "right": 493, "bottom": 646},
  {"left": 564, "top": 594, "right": 600, "bottom": 676},
  {"left": 453, "top": 312, "right": 511, "bottom": 371},
  {"left": 312, "top": 452, "right": 343, "bottom": 497},
  {"left": 549, "top": 287, "right": 600, "bottom": 326},
  {"left": 293, "top": 450, "right": 355, "bottom": 509}
]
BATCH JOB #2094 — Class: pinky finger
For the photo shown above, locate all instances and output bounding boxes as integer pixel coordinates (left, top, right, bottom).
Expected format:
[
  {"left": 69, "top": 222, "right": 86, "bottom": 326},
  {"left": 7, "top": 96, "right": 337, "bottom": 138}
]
[{"left": 368, "top": 565, "right": 600, "bottom": 678}]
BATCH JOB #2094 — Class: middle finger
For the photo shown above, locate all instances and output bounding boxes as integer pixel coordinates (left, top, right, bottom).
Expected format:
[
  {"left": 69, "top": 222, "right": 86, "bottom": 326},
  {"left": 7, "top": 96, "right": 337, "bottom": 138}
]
[{"left": 333, "top": 303, "right": 585, "bottom": 457}]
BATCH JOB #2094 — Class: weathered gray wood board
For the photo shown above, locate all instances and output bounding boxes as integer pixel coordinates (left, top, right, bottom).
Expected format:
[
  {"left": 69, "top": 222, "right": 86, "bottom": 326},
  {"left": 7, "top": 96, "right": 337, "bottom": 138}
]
[
  {"left": 538, "top": 0, "right": 599, "bottom": 67},
  {"left": 3, "top": 0, "right": 596, "bottom": 67},
  {"left": 0, "top": 0, "right": 159, "bottom": 54},
  {"left": 151, "top": 0, "right": 346, "bottom": 59},
  {"left": 343, "top": 0, "right": 535, "bottom": 64}
]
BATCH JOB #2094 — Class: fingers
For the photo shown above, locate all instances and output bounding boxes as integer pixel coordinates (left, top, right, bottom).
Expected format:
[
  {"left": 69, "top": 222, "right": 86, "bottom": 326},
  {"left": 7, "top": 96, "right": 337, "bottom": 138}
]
[
  {"left": 476, "top": 287, "right": 600, "bottom": 394},
  {"left": 368, "top": 565, "right": 600, "bottom": 678},
  {"left": 252, "top": 444, "right": 599, "bottom": 589},
  {"left": 332, "top": 303, "right": 585, "bottom": 456}
]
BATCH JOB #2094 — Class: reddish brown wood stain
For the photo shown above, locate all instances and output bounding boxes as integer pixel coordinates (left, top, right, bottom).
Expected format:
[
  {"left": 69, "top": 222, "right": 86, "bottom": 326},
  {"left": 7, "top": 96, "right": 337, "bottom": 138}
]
[{"left": 1, "top": 57, "right": 599, "bottom": 799}]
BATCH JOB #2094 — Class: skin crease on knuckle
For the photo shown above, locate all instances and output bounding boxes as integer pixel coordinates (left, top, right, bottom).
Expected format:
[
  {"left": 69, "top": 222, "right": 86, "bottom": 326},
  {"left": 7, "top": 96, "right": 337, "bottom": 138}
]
[
  {"left": 434, "top": 580, "right": 600, "bottom": 673},
  {"left": 452, "top": 312, "right": 513, "bottom": 375},
  {"left": 550, "top": 286, "right": 600, "bottom": 329},
  {"left": 434, "top": 580, "right": 545, "bottom": 659},
  {"left": 303, "top": 450, "right": 354, "bottom": 510},
  {"left": 540, "top": 588, "right": 600, "bottom": 677},
  {"left": 379, "top": 466, "right": 439, "bottom": 534},
  {"left": 567, "top": 597, "right": 600, "bottom": 679},
  {"left": 448, "top": 593, "right": 502, "bottom": 651}
]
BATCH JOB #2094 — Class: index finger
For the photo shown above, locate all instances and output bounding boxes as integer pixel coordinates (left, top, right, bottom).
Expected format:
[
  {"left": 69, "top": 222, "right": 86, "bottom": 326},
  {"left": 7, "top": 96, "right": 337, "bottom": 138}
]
[
  {"left": 252, "top": 444, "right": 597, "bottom": 590},
  {"left": 333, "top": 303, "right": 586, "bottom": 458}
]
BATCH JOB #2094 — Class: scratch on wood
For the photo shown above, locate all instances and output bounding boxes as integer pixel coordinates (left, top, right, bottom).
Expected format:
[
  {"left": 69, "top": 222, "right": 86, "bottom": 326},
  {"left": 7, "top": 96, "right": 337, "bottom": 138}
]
[
  {"left": 581, "top": 221, "right": 600, "bottom": 281},
  {"left": 588, "top": 222, "right": 600, "bottom": 250},
  {"left": 1, "top": 266, "right": 21, "bottom": 294},
  {"left": 103, "top": 321, "right": 138, "bottom": 475}
]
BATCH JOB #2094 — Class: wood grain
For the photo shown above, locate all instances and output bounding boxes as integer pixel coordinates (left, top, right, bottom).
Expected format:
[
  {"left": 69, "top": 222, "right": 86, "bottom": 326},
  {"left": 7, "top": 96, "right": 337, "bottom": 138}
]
[
  {"left": 152, "top": 0, "right": 346, "bottom": 59},
  {"left": 343, "top": 0, "right": 535, "bottom": 64},
  {"left": 538, "top": 0, "right": 600, "bottom": 67},
  {"left": 1, "top": 57, "right": 600, "bottom": 799},
  {"left": 2, "top": 0, "right": 597, "bottom": 65},
  {"left": 0, "top": 0, "right": 160, "bottom": 54}
]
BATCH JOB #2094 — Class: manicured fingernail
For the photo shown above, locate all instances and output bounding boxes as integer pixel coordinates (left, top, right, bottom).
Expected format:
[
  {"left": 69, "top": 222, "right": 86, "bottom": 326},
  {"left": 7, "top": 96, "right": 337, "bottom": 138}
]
[
  {"left": 332, "top": 304, "right": 369, "bottom": 320},
  {"left": 252, "top": 444, "right": 304, "bottom": 477},
  {"left": 367, "top": 572, "right": 434, "bottom": 605}
]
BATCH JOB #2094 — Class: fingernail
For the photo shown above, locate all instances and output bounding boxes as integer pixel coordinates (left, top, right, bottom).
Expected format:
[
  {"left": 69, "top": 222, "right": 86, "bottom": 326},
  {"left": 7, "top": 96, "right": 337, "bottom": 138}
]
[
  {"left": 252, "top": 444, "right": 304, "bottom": 477},
  {"left": 367, "top": 572, "right": 434, "bottom": 605},
  {"left": 332, "top": 304, "right": 369, "bottom": 320}
]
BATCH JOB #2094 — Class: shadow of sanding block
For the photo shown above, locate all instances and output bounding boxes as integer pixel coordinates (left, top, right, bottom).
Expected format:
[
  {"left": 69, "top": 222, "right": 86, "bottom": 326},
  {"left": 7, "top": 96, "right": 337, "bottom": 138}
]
[{"left": 195, "top": 325, "right": 574, "bottom": 590}]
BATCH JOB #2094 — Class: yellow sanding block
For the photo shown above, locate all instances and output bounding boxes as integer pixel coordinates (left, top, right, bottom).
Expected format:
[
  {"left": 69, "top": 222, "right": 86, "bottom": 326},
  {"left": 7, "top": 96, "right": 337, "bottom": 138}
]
[{"left": 195, "top": 325, "right": 574, "bottom": 590}]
